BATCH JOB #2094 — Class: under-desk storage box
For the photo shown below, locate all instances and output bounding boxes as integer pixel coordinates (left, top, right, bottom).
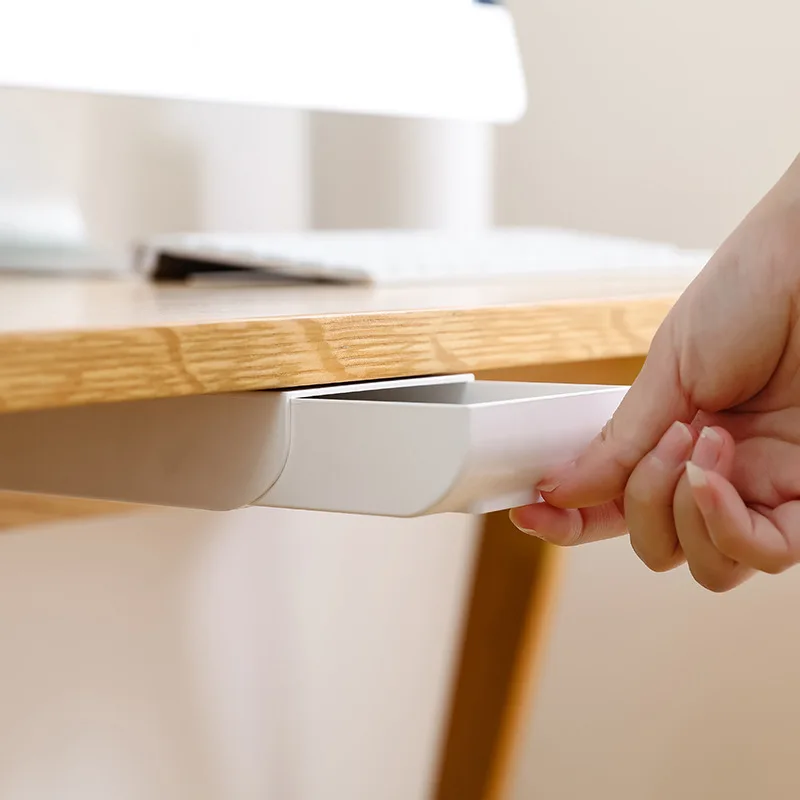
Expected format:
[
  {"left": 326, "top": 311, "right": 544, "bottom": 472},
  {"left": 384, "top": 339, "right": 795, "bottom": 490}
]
[{"left": 0, "top": 374, "right": 626, "bottom": 516}]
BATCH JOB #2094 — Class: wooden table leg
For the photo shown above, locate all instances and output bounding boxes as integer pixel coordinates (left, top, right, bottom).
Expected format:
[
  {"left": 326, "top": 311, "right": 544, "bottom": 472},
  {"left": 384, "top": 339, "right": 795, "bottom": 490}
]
[
  {"left": 432, "top": 358, "right": 645, "bottom": 800},
  {"left": 433, "top": 513, "right": 563, "bottom": 800}
]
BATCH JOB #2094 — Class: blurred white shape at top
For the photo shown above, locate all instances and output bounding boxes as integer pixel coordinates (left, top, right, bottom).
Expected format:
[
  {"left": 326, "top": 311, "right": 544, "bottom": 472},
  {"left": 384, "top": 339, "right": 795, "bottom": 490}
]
[{"left": 0, "top": 0, "right": 527, "bottom": 123}]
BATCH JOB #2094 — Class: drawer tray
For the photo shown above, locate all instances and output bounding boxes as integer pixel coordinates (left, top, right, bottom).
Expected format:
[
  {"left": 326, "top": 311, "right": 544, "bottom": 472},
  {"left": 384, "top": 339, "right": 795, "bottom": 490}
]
[{"left": 0, "top": 374, "right": 626, "bottom": 516}]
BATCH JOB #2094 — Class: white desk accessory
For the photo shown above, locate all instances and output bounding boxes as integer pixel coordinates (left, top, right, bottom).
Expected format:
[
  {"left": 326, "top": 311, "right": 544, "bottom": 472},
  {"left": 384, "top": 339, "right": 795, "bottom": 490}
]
[
  {"left": 0, "top": 0, "right": 526, "bottom": 124},
  {"left": 0, "top": 374, "right": 626, "bottom": 517},
  {"left": 0, "top": 190, "right": 115, "bottom": 275},
  {"left": 137, "top": 227, "right": 712, "bottom": 284}
]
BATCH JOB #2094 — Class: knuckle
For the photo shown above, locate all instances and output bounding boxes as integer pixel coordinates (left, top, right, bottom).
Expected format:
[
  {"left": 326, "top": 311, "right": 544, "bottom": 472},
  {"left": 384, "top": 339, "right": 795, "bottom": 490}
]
[
  {"left": 625, "top": 477, "right": 684, "bottom": 573},
  {"left": 689, "top": 564, "right": 742, "bottom": 594},
  {"left": 624, "top": 472, "right": 657, "bottom": 509},
  {"left": 709, "top": 527, "right": 793, "bottom": 576},
  {"left": 755, "top": 554, "right": 793, "bottom": 576},
  {"left": 601, "top": 413, "right": 647, "bottom": 474},
  {"left": 541, "top": 509, "right": 585, "bottom": 547},
  {"left": 625, "top": 447, "right": 682, "bottom": 510},
  {"left": 629, "top": 529, "right": 683, "bottom": 573}
]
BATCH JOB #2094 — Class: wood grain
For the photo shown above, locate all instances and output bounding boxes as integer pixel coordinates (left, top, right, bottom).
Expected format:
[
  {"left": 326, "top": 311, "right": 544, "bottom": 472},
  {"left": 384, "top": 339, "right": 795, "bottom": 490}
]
[
  {"left": 0, "top": 273, "right": 690, "bottom": 412},
  {"left": 434, "top": 358, "right": 647, "bottom": 800}
]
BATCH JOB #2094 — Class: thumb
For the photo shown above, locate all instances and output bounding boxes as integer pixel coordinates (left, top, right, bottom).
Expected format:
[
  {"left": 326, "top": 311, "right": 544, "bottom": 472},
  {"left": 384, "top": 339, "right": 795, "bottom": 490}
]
[{"left": 540, "top": 338, "right": 695, "bottom": 508}]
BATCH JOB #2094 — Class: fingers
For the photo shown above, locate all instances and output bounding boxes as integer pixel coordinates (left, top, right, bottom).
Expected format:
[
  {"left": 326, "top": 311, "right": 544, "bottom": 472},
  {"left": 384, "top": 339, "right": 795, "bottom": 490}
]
[
  {"left": 513, "top": 417, "right": 800, "bottom": 592},
  {"left": 674, "top": 427, "right": 753, "bottom": 592},
  {"left": 624, "top": 421, "right": 696, "bottom": 572},
  {"left": 509, "top": 499, "right": 626, "bottom": 546},
  {"left": 538, "top": 338, "right": 695, "bottom": 509},
  {"left": 679, "top": 425, "right": 800, "bottom": 580},
  {"left": 690, "top": 472, "right": 800, "bottom": 575}
]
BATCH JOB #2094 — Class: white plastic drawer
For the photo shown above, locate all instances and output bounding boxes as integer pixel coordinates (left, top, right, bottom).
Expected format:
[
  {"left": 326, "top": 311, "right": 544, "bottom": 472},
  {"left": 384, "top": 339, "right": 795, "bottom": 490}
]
[
  {"left": 255, "top": 375, "right": 626, "bottom": 516},
  {"left": 0, "top": 374, "right": 626, "bottom": 517}
]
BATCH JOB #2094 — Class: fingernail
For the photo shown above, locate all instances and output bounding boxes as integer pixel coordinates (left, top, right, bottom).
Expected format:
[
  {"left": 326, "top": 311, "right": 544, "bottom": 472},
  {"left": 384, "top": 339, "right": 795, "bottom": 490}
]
[
  {"left": 700, "top": 426, "right": 722, "bottom": 443},
  {"left": 692, "top": 426, "right": 723, "bottom": 470},
  {"left": 685, "top": 461, "right": 708, "bottom": 489},
  {"left": 536, "top": 459, "right": 574, "bottom": 493},
  {"left": 653, "top": 421, "right": 693, "bottom": 466}
]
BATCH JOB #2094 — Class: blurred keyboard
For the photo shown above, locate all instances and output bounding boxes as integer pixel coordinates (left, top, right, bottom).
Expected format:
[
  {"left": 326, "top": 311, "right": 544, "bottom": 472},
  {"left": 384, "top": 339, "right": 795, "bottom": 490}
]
[
  {"left": 0, "top": 190, "right": 119, "bottom": 275},
  {"left": 137, "top": 228, "right": 712, "bottom": 285}
]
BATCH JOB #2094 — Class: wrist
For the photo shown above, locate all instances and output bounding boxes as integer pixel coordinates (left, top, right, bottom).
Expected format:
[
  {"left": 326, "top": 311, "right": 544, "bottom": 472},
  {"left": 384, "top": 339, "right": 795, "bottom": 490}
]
[{"left": 777, "top": 152, "right": 800, "bottom": 200}]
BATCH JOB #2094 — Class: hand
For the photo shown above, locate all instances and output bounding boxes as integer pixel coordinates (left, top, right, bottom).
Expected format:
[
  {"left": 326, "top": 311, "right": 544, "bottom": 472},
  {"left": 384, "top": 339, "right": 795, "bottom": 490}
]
[{"left": 510, "top": 154, "right": 800, "bottom": 592}]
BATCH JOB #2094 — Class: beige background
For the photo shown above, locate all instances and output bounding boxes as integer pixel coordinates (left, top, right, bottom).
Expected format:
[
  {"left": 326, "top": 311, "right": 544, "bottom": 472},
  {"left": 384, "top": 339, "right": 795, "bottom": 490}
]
[
  {"left": 497, "top": 0, "right": 800, "bottom": 247},
  {"left": 502, "top": 2, "right": 800, "bottom": 798},
  {"left": 1, "top": 1, "right": 800, "bottom": 798}
]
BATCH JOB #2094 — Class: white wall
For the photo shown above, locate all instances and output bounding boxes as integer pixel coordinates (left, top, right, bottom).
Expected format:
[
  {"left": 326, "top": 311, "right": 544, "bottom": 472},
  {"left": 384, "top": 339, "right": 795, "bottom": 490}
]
[
  {"left": 0, "top": 507, "right": 476, "bottom": 800},
  {"left": 496, "top": 0, "right": 800, "bottom": 248},
  {"left": 513, "top": 539, "right": 800, "bottom": 800},
  {"left": 500, "top": 2, "right": 800, "bottom": 798},
  {"left": 0, "top": 89, "right": 483, "bottom": 800},
  {"left": 309, "top": 113, "right": 492, "bottom": 230}
]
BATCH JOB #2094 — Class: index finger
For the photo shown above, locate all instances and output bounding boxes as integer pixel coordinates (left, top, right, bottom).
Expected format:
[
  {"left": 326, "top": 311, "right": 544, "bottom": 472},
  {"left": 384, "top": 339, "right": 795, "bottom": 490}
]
[{"left": 540, "top": 348, "right": 694, "bottom": 508}]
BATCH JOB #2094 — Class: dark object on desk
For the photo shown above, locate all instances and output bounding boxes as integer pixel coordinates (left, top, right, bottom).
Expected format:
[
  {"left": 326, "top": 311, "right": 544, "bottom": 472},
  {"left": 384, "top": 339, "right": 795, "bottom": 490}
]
[{"left": 148, "top": 253, "right": 345, "bottom": 285}]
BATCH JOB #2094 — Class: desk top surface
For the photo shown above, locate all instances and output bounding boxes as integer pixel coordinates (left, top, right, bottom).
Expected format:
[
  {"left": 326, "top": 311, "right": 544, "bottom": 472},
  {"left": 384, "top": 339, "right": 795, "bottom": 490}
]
[{"left": 0, "top": 268, "right": 695, "bottom": 412}]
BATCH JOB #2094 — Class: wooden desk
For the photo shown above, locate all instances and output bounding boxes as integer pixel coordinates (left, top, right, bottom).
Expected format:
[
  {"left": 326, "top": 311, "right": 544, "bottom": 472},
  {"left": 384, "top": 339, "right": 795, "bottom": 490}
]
[
  {"left": 0, "top": 270, "right": 692, "bottom": 799},
  {"left": 0, "top": 270, "right": 689, "bottom": 412}
]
